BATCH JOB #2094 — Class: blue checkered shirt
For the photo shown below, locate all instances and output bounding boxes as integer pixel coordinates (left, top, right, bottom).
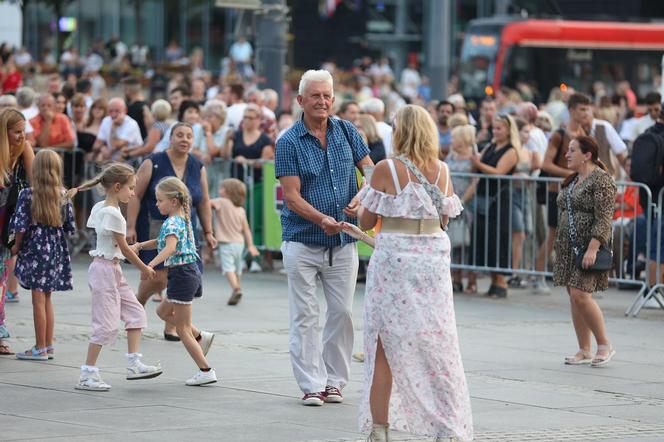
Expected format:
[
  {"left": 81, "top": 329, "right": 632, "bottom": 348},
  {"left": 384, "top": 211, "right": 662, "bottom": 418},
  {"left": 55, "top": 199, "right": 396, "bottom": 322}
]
[{"left": 275, "top": 117, "right": 370, "bottom": 247}]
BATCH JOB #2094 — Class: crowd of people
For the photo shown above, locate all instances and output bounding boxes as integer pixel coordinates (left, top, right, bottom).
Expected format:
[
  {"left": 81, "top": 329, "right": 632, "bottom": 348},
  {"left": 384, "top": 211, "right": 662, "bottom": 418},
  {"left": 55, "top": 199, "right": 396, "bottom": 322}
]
[{"left": 1, "top": 36, "right": 664, "bottom": 440}]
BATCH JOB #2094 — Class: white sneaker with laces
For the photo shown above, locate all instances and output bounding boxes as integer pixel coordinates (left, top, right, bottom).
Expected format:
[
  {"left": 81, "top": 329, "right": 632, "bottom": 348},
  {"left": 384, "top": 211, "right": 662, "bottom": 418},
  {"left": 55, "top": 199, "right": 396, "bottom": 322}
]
[
  {"left": 198, "top": 331, "right": 215, "bottom": 356},
  {"left": 126, "top": 356, "right": 163, "bottom": 380},
  {"left": 76, "top": 370, "right": 111, "bottom": 391},
  {"left": 185, "top": 368, "right": 217, "bottom": 386},
  {"left": 249, "top": 261, "right": 262, "bottom": 272}
]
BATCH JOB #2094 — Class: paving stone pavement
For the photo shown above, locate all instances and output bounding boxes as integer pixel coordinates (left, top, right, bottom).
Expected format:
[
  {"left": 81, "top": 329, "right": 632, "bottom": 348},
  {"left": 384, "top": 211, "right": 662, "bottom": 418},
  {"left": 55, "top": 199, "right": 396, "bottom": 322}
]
[{"left": 1, "top": 257, "right": 664, "bottom": 441}]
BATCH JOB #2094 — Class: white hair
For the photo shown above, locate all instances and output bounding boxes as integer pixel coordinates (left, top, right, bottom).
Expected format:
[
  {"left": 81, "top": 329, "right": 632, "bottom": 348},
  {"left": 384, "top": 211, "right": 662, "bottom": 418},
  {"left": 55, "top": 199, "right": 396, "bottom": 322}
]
[
  {"left": 298, "top": 69, "right": 334, "bottom": 96},
  {"left": 16, "top": 87, "right": 35, "bottom": 108},
  {"left": 202, "top": 99, "right": 227, "bottom": 121},
  {"left": 151, "top": 99, "right": 172, "bottom": 122},
  {"left": 0, "top": 95, "right": 18, "bottom": 108},
  {"left": 263, "top": 88, "right": 278, "bottom": 103},
  {"left": 360, "top": 97, "right": 385, "bottom": 115}
]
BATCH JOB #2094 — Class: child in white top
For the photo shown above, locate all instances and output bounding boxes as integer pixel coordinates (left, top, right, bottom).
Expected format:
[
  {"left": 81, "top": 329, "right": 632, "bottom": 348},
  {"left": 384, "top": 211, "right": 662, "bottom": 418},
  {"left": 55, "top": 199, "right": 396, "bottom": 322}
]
[
  {"left": 210, "top": 178, "right": 258, "bottom": 306},
  {"left": 71, "top": 163, "right": 162, "bottom": 391}
]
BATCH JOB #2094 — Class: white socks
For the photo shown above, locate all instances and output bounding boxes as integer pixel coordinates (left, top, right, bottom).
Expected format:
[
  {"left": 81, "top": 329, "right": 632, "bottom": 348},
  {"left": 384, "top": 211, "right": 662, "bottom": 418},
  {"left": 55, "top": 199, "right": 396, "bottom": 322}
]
[
  {"left": 126, "top": 352, "right": 142, "bottom": 363},
  {"left": 81, "top": 365, "right": 98, "bottom": 373}
]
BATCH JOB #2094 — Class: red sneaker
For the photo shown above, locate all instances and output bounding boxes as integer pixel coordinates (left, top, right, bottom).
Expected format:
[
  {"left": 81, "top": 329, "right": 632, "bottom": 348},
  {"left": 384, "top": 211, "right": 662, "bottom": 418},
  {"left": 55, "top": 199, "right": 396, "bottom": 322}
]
[
  {"left": 323, "top": 385, "right": 343, "bottom": 403},
  {"left": 302, "top": 392, "right": 325, "bottom": 406}
]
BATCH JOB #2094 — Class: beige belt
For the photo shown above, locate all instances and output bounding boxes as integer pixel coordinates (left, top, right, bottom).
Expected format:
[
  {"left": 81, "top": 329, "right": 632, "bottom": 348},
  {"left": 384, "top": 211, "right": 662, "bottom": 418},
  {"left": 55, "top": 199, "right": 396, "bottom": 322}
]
[{"left": 380, "top": 217, "right": 443, "bottom": 235}]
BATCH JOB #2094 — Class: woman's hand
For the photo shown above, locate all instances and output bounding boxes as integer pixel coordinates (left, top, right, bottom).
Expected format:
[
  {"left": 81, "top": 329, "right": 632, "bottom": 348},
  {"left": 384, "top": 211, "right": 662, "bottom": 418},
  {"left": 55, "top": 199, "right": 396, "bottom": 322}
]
[
  {"left": 582, "top": 248, "right": 597, "bottom": 269},
  {"left": 126, "top": 227, "right": 137, "bottom": 244},
  {"left": 471, "top": 153, "right": 482, "bottom": 167}
]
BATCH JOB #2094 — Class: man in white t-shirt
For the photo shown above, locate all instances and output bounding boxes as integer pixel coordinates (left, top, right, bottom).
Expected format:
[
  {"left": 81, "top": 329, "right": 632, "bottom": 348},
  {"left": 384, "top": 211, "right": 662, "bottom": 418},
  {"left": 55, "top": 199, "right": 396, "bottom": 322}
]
[
  {"left": 360, "top": 97, "right": 393, "bottom": 157},
  {"left": 229, "top": 36, "right": 253, "bottom": 79},
  {"left": 620, "top": 92, "right": 661, "bottom": 145},
  {"left": 517, "top": 102, "right": 548, "bottom": 161},
  {"left": 93, "top": 98, "right": 143, "bottom": 162},
  {"left": 224, "top": 83, "right": 248, "bottom": 130}
]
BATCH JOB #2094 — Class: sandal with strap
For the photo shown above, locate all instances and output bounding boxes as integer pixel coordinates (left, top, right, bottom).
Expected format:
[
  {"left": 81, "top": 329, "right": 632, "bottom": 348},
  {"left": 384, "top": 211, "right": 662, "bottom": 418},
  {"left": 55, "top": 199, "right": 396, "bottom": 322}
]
[
  {"left": 591, "top": 344, "right": 616, "bottom": 367},
  {"left": 0, "top": 342, "right": 14, "bottom": 355},
  {"left": 564, "top": 349, "right": 592, "bottom": 365},
  {"left": 464, "top": 283, "right": 477, "bottom": 295},
  {"left": 16, "top": 346, "right": 48, "bottom": 361}
]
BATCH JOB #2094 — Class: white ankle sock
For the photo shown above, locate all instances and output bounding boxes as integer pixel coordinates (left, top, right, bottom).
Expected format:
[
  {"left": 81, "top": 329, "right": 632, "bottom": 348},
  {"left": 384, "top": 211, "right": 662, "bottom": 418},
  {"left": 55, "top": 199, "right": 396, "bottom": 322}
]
[
  {"left": 81, "top": 365, "right": 98, "bottom": 373},
  {"left": 126, "top": 352, "right": 141, "bottom": 363}
]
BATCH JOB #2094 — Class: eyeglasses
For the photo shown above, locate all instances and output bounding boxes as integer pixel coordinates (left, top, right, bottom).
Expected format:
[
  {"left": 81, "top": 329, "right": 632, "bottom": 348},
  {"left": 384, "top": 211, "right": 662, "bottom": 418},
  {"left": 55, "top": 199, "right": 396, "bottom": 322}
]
[{"left": 243, "top": 115, "right": 258, "bottom": 120}]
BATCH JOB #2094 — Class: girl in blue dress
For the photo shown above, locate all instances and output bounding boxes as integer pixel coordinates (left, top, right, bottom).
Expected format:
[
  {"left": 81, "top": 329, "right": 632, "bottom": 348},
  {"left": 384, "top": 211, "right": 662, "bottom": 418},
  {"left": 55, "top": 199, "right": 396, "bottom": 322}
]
[{"left": 11, "top": 150, "right": 75, "bottom": 361}]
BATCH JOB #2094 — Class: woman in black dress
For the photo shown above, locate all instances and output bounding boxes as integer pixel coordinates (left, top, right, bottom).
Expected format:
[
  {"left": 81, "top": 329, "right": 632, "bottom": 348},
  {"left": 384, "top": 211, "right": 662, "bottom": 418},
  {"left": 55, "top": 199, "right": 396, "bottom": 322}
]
[{"left": 471, "top": 114, "right": 521, "bottom": 298}]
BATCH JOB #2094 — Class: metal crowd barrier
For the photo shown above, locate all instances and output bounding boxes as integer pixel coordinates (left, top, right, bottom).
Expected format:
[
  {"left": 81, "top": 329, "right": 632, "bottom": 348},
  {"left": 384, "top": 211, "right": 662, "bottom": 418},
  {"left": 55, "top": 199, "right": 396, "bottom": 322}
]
[
  {"left": 448, "top": 172, "right": 653, "bottom": 312},
  {"left": 625, "top": 186, "right": 664, "bottom": 316}
]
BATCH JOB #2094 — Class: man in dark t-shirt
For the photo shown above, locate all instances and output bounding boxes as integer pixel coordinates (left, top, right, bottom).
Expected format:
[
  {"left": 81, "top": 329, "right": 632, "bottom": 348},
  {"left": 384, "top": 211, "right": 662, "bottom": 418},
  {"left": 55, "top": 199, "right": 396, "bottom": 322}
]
[{"left": 122, "top": 76, "right": 148, "bottom": 139}]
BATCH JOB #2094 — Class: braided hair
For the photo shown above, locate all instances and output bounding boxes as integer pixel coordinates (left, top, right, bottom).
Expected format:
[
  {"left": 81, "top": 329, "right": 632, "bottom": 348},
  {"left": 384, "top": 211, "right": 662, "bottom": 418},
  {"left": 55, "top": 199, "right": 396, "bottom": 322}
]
[{"left": 155, "top": 176, "right": 195, "bottom": 246}]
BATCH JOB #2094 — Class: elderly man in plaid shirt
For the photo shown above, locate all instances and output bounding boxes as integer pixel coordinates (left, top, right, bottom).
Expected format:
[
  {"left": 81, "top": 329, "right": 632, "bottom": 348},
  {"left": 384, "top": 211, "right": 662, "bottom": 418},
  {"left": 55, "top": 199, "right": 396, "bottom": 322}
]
[{"left": 276, "top": 69, "right": 373, "bottom": 406}]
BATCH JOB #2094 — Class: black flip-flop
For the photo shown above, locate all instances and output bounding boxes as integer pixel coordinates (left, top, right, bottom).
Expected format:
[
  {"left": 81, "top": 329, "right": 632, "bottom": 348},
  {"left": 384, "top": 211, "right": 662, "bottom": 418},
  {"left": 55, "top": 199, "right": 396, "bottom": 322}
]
[{"left": 164, "top": 333, "right": 181, "bottom": 342}]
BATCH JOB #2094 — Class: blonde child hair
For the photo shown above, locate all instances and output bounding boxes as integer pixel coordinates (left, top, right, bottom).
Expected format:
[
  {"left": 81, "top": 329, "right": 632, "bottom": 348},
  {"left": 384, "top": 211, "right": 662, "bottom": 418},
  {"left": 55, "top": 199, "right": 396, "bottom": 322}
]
[
  {"left": 449, "top": 124, "right": 476, "bottom": 159},
  {"left": 31, "top": 150, "right": 66, "bottom": 227},
  {"left": 220, "top": 178, "right": 246, "bottom": 207},
  {"left": 156, "top": 176, "right": 194, "bottom": 243},
  {"left": 0, "top": 108, "right": 26, "bottom": 183},
  {"left": 73, "top": 162, "right": 136, "bottom": 195}
]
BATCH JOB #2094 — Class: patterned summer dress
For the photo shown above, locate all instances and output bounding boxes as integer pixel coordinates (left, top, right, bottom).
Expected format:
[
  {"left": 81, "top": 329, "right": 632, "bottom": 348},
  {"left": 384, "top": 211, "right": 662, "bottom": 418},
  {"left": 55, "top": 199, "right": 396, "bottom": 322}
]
[
  {"left": 357, "top": 159, "right": 473, "bottom": 441},
  {"left": 11, "top": 188, "right": 75, "bottom": 292}
]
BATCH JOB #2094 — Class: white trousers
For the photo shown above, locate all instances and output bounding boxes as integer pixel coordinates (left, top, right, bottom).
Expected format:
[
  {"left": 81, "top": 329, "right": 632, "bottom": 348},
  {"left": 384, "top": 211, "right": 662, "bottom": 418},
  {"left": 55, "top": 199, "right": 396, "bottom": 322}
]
[{"left": 282, "top": 241, "right": 358, "bottom": 394}]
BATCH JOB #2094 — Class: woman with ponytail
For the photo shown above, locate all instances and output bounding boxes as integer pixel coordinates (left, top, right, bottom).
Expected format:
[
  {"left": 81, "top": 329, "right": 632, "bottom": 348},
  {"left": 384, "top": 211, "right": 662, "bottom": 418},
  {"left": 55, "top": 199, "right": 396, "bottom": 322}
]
[
  {"left": 554, "top": 135, "right": 616, "bottom": 367},
  {"left": 126, "top": 122, "right": 216, "bottom": 341}
]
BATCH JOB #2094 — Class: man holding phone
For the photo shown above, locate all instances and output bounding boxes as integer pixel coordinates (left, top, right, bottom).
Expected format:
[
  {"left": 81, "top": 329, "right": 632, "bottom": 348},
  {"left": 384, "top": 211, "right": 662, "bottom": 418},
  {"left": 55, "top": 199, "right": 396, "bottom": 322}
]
[{"left": 276, "top": 69, "right": 372, "bottom": 407}]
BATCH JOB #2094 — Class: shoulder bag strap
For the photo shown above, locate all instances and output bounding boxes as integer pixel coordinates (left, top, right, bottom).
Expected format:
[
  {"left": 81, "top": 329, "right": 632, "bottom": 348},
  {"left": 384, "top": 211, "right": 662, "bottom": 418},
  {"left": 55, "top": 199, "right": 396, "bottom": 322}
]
[
  {"left": 395, "top": 155, "right": 446, "bottom": 218},
  {"left": 564, "top": 181, "right": 580, "bottom": 256}
]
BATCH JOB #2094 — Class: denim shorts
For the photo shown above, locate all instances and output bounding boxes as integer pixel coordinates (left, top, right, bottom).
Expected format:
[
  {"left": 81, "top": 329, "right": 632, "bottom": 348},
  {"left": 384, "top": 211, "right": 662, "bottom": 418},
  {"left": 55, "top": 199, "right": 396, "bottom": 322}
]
[{"left": 166, "top": 263, "right": 202, "bottom": 304}]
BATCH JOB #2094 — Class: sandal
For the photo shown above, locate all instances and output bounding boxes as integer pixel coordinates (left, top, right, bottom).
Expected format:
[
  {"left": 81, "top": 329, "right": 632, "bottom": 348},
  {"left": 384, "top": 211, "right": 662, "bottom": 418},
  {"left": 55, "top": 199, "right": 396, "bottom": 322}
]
[
  {"left": 464, "top": 283, "right": 477, "bottom": 294},
  {"left": 564, "top": 349, "right": 592, "bottom": 365},
  {"left": 16, "top": 346, "right": 48, "bottom": 361},
  {"left": 227, "top": 289, "right": 243, "bottom": 306},
  {"left": 591, "top": 344, "right": 616, "bottom": 367},
  {"left": 0, "top": 342, "right": 14, "bottom": 355},
  {"left": 5, "top": 290, "right": 19, "bottom": 303},
  {"left": 486, "top": 285, "right": 508, "bottom": 299}
]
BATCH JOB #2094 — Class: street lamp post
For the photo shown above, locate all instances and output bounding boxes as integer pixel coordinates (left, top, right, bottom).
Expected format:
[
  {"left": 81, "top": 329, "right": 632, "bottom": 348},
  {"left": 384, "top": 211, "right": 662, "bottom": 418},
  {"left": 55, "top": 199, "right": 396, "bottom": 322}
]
[
  {"left": 256, "top": 0, "right": 287, "bottom": 111},
  {"left": 427, "top": 0, "right": 452, "bottom": 101}
]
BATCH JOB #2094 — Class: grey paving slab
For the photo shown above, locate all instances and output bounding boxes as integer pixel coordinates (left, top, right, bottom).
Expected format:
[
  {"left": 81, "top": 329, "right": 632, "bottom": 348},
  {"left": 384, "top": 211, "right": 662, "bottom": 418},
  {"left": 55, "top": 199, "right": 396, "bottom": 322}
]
[{"left": 2, "top": 257, "right": 664, "bottom": 441}]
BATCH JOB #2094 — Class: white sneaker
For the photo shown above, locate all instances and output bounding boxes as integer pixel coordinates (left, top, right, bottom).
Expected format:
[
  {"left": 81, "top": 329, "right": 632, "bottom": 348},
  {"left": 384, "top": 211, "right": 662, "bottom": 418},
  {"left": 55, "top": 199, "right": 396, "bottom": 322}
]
[
  {"left": 75, "top": 371, "right": 111, "bottom": 391},
  {"left": 198, "top": 331, "right": 215, "bottom": 356},
  {"left": 126, "top": 356, "right": 163, "bottom": 380},
  {"left": 532, "top": 279, "right": 551, "bottom": 295},
  {"left": 185, "top": 368, "right": 217, "bottom": 386}
]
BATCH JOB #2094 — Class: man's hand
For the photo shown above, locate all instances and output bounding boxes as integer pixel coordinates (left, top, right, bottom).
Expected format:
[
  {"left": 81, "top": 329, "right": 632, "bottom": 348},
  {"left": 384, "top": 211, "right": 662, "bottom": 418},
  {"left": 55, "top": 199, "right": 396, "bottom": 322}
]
[
  {"left": 321, "top": 216, "right": 342, "bottom": 235},
  {"left": 343, "top": 196, "right": 361, "bottom": 218},
  {"left": 248, "top": 245, "right": 260, "bottom": 257}
]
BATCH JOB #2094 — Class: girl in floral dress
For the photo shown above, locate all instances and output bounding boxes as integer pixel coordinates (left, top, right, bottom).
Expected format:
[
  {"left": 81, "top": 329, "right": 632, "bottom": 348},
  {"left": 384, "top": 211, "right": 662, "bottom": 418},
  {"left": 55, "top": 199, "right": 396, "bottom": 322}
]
[
  {"left": 12, "top": 150, "right": 75, "bottom": 360},
  {"left": 357, "top": 105, "right": 473, "bottom": 442}
]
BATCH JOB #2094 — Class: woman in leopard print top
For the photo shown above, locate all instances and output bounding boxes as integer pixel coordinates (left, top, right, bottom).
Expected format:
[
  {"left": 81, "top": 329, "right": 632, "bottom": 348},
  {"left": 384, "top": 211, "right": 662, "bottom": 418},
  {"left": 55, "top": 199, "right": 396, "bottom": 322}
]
[{"left": 554, "top": 135, "right": 616, "bottom": 368}]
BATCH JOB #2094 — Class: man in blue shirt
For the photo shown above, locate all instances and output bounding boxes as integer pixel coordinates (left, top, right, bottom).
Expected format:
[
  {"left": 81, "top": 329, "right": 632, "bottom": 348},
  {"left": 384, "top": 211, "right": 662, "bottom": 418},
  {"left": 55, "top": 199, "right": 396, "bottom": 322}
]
[{"left": 275, "top": 69, "right": 372, "bottom": 406}]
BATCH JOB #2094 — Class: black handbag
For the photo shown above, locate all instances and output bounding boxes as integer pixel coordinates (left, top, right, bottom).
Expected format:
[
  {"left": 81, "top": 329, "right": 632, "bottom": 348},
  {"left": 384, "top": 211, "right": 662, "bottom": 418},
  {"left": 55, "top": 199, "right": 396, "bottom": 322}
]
[
  {"left": 564, "top": 178, "right": 613, "bottom": 272},
  {"left": 1, "top": 159, "right": 28, "bottom": 248}
]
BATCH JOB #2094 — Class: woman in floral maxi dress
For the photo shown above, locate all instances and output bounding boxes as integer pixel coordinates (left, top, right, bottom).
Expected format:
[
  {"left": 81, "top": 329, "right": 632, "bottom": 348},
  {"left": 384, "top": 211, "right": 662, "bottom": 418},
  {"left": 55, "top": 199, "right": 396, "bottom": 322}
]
[{"left": 357, "top": 105, "right": 473, "bottom": 442}]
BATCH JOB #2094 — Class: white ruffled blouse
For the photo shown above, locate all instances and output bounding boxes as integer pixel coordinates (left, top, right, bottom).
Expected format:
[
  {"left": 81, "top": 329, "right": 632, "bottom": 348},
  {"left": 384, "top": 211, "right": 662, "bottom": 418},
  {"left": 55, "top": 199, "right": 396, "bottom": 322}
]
[{"left": 358, "top": 181, "right": 463, "bottom": 220}]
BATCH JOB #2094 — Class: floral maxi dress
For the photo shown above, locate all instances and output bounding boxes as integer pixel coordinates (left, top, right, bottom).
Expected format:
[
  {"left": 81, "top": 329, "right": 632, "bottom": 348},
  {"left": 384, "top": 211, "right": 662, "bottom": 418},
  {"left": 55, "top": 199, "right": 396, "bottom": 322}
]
[{"left": 357, "top": 164, "right": 473, "bottom": 441}]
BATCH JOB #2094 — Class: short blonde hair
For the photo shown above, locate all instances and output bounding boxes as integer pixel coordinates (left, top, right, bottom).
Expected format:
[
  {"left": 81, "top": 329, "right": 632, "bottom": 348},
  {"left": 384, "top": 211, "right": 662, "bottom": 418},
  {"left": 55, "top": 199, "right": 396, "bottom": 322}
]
[
  {"left": 448, "top": 113, "right": 469, "bottom": 129},
  {"left": 151, "top": 99, "right": 172, "bottom": 122},
  {"left": 450, "top": 124, "right": 476, "bottom": 157},
  {"left": 221, "top": 178, "right": 246, "bottom": 207},
  {"left": 392, "top": 105, "right": 439, "bottom": 168},
  {"left": 356, "top": 114, "right": 380, "bottom": 144}
]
